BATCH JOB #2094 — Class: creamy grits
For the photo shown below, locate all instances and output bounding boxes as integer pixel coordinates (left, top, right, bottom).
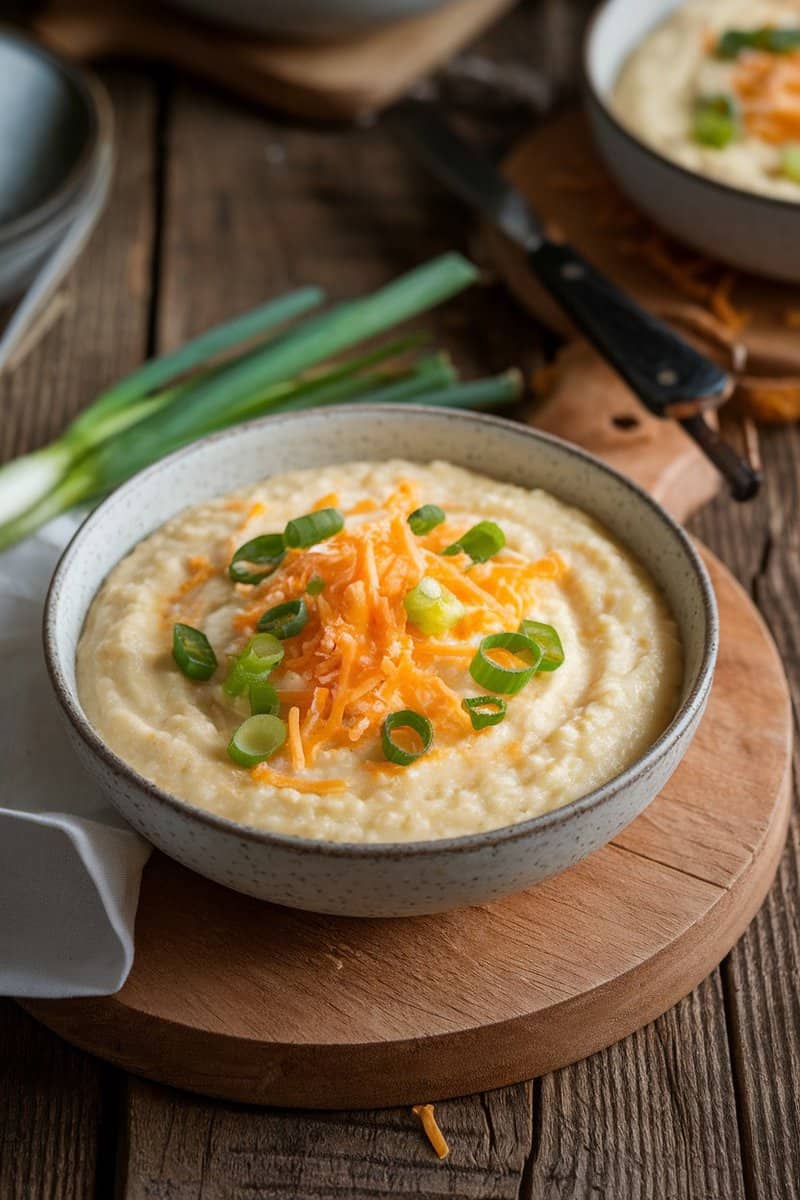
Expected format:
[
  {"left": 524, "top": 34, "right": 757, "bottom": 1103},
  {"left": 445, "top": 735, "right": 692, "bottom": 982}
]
[
  {"left": 77, "top": 461, "right": 682, "bottom": 843},
  {"left": 613, "top": 0, "right": 800, "bottom": 200}
]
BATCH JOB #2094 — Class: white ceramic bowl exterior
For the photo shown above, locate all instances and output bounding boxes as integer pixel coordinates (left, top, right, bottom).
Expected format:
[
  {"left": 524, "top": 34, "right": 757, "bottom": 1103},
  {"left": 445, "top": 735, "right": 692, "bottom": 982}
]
[
  {"left": 166, "top": 0, "right": 451, "bottom": 37},
  {"left": 45, "top": 407, "right": 717, "bottom": 916},
  {"left": 584, "top": 0, "right": 800, "bottom": 282}
]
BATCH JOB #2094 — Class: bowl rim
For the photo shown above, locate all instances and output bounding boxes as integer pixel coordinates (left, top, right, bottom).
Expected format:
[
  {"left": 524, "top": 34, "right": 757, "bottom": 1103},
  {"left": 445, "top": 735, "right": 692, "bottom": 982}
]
[
  {"left": 0, "top": 27, "right": 113, "bottom": 248},
  {"left": 582, "top": 0, "right": 800, "bottom": 215},
  {"left": 44, "top": 403, "right": 719, "bottom": 859}
]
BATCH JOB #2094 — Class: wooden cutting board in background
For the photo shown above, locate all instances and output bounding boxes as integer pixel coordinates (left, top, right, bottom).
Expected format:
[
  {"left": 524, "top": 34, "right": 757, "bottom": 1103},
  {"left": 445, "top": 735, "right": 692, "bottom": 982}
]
[{"left": 33, "top": 0, "right": 515, "bottom": 120}]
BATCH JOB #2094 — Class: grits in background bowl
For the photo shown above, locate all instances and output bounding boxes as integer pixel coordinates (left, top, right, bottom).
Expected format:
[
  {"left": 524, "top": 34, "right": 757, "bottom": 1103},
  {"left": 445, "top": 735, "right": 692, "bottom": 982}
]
[
  {"left": 585, "top": 0, "right": 800, "bottom": 280},
  {"left": 45, "top": 406, "right": 717, "bottom": 916}
]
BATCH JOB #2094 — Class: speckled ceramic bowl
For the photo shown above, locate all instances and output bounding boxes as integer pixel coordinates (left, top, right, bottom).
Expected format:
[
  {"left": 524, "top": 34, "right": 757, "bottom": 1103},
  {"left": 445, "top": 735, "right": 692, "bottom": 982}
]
[
  {"left": 584, "top": 0, "right": 800, "bottom": 281},
  {"left": 44, "top": 406, "right": 717, "bottom": 916}
]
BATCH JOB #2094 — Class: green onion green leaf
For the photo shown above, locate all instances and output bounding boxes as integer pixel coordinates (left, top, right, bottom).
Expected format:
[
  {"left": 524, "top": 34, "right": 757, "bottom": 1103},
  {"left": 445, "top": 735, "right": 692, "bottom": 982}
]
[
  {"left": 716, "top": 26, "right": 800, "bottom": 58},
  {"left": 257, "top": 597, "right": 309, "bottom": 639},
  {"left": 249, "top": 679, "right": 281, "bottom": 716},
  {"left": 462, "top": 695, "right": 507, "bottom": 730},
  {"left": 469, "top": 631, "right": 543, "bottom": 694},
  {"left": 780, "top": 144, "right": 800, "bottom": 183},
  {"left": 284, "top": 507, "right": 344, "bottom": 549},
  {"left": 306, "top": 575, "right": 325, "bottom": 595},
  {"left": 223, "top": 633, "right": 284, "bottom": 697},
  {"left": 229, "top": 533, "right": 286, "bottom": 584},
  {"left": 381, "top": 709, "right": 434, "bottom": 767},
  {"left": 517, "top": 619, "right": 565, "bottom": 672},
  {"left": 691, "top": 93, "right": 740, "bottom": 148},
  {"left": 408, "top": 504, "right": 446, "bottom": 535},
  {"left": 403, "top": 576, "right": 465, "bottom": 636},
  {"left": 228, "top": 714, "right": 286, "bottom": 767},
  {"left": 442, "top": 520, "right": 506, "bottom": 564},
  {"left": 172, "top": 623, "right": 217, "bottom": 681}
]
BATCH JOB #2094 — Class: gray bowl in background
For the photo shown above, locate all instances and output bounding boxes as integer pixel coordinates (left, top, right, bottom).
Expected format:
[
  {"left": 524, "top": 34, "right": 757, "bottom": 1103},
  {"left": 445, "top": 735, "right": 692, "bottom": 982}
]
[
  {"left": 584, "top": 0, "right": 800, "bottom": 282},
  {"left": 0, "top": 29, "right": 113, "bottom": 305}
]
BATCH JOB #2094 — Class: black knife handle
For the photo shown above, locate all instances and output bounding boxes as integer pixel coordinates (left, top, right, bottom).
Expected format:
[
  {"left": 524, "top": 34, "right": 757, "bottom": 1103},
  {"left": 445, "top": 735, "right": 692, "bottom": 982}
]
[
  {"left": 527, "top": 240, "right": 731, "bottom": 418},
  {"left": 679, "top": 414, "right": 762, "bottom": 502}
]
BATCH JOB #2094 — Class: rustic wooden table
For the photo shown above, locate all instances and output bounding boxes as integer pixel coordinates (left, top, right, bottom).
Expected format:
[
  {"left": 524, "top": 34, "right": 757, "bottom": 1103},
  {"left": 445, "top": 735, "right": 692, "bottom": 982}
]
[{"left": 2, "top": 2, "right": 798, "bottom": 1196}]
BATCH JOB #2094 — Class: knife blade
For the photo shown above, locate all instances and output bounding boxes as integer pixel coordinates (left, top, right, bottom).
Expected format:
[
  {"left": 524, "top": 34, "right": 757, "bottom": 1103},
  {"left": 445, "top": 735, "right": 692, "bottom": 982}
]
[{"left": 387, "top": 99, "right": 760, "bottom": 501}]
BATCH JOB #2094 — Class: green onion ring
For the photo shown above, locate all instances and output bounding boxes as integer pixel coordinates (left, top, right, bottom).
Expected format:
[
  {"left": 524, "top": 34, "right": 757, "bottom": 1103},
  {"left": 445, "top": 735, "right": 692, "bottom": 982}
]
[
  {"left": 517, "top": 619, "right": 565, "bottom": 672},
  {"left": 249, "top": 680, "right": 281, "bottom": 716},
  {"left": 223, "top": 632, "right": 284, "bottom": 697},
  {"left": 257, "top": 597, "right": 309, "bottom": 639},
  {"left": 381, "top": 709, "right": 434, "bottom": 766},
  {"left": 469, "top": 631, "right": 543, "bottom": 694},
  {"left": 408, "top": 504, "right": 446, "bottom": 535},
  {"left": 227, "top": 714, "right": 286, "bottom": 767},
  {"left": 306, "top": 575, "right": 325, "bottom": 595},
  {"left": 172, "top": 623, "right": 217, "bottom": 681},
  {"left": 462, "top": 695, "right": 507, "bottom": 730},
  {"left": 442, "top": 520, "right": 505, "bottom": 564},
  {"left": 229, "top": 533, "right": 286, "bottom": 584},
  {"left": 284, "top": 507, "right": 344, "bottom": 549}
]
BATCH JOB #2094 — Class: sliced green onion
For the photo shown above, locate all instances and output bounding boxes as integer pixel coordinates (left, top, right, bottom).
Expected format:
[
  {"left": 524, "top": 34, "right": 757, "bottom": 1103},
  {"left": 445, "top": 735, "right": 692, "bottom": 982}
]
[
  {"left": 249, "top": 679, "right": 281, "bottom": 716},
  {"left": 780, "top": 145, "right": 800, "bottom": 183},
  {"left": 381, "top": 709, "right": 434, "bottom": 767},
  {"left": 403, "top": 576, "right": 465, "bottom": 636},
  {"left": 284, "top": 508, "right": 344, "bottom": 549},
  {"left": 306, "top": 575, "right": 325, "bottom": 595},
  {"left": 716, "top": 26, "right": 800, "bottom": 58},
  {"left": 229, "top": 533, "right": 286, "bottom": 584},
  {"left": 462, "top": 695, "right": 507, "bottom": 730},
  {"left": 469, "top": 631, "right": 543, "bottom": 695},
  {"left": 408, "top": 504, "right": 446, "bottom": 535},
  {"left": 257, "top": 598, "right": 309, "bottom": 639},
  {"left": 517, "top": 620, "right": 565, "bottom": 672},
  {"left": 442, "top": 520, "right": 506, "bottom": 564},
  {"left": 692, "top": 94, "right": 740, "bottom": 148},
  {"left": 228, "top": 714, "right": 286, "bottom": 767},
  {"left": 223, "top": 633, "right": 284, "bottom": 697},
  {"left": 172, "top": 623, "right": 217, "bottom": 681}
]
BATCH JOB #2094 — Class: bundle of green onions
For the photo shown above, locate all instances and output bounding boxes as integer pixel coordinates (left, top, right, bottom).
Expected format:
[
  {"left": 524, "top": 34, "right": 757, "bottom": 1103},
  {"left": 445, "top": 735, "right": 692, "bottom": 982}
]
[{"left": 0, "top": 253, "right": 522, "bottom": 551}]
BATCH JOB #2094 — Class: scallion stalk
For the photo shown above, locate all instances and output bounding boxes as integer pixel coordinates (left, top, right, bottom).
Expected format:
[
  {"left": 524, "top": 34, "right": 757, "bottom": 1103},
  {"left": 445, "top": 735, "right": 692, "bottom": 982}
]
[{"left": 0, "top": 288, "right": 324, "bottom": 527}]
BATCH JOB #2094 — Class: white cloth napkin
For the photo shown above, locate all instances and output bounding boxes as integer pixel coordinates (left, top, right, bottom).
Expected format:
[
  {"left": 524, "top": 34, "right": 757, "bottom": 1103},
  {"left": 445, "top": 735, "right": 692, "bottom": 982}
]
[{"left": 0, "top": 515, "right": 150, "bottom": 998}]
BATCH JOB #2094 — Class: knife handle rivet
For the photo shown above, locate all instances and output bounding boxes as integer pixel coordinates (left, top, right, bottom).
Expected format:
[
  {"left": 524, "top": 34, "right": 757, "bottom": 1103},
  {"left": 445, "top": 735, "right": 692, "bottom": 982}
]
[
  {"left": 560, "top": 262, "right": 585, "bottom": 281},
  {"left": 657, "top": 368, "right": 679, "bottom": 387}
]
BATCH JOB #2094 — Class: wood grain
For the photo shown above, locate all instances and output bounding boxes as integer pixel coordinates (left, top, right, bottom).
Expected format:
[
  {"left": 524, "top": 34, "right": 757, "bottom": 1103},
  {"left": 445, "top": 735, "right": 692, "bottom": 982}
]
[
  {"left": 120, "top": 1079, "right": 533, "bottom": 1200},
  {"left": 692, "top": 427, "right": 800, "bottom": 1200}
]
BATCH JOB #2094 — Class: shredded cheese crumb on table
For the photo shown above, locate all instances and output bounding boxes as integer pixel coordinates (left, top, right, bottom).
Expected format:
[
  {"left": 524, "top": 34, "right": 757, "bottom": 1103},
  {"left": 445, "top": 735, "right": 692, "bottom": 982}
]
[{"left": 412, "top": 1104, "right": 450, "bottom": 1160}]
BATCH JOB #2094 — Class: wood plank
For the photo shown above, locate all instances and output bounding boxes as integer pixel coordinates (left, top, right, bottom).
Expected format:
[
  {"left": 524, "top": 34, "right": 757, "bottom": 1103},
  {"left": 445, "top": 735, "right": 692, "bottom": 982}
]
[
  {"left": 527, "top": 974, "right": 746, "bottom": 1200},
  {"left": 121, "top": 1079, "right": 532, "bottom": 1200},
  {"left": 0, "top": 68, "right": 157, "bottom": 1200},
  {"left": 697, "top": 425, "right": 800, "bottom": 1200},
  {"left": 0, "top": 1001, "right": 107, "bottom": 1200}
]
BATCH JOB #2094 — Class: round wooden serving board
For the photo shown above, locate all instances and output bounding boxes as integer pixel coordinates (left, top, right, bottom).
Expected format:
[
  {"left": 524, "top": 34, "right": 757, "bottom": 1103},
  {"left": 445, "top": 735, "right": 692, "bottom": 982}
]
[{"left": 23, "top": 548, "right": 791, "bottom": 1109}]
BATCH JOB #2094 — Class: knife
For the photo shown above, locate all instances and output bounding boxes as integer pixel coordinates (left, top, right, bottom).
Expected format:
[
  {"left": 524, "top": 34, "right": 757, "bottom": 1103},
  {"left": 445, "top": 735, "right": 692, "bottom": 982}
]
[{"left": 386, "top": 99, "right": 760, "bottom": 502}]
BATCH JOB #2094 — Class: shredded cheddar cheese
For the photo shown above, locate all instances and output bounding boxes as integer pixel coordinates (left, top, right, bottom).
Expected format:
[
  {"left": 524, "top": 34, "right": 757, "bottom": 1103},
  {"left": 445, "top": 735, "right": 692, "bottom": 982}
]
[
  {"left": 412, "top": 1104, "right": 450, "bottom": 1160},
  {"left": 733, "top": 49, "right": 800, "bottom": 145},
  {"left": 226, "top": 481, "right": 565, "bottom": 779}
]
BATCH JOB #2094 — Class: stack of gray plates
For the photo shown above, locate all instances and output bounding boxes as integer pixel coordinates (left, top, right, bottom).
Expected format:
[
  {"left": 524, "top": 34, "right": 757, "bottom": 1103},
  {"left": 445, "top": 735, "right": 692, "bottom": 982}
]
[{"left": 0, "top": 30, "right": 113, "bottom": 368}]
